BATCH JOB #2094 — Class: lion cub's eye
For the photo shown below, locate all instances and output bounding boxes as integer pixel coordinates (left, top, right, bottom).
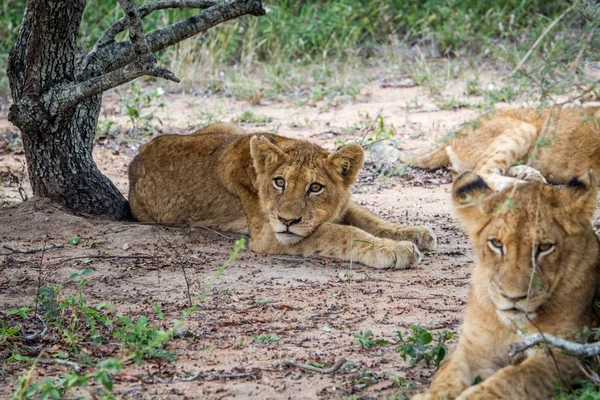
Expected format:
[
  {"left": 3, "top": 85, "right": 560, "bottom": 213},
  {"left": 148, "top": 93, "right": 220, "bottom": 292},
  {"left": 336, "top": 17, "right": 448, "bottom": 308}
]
[
  {"left": 489, "top": 239, "right": 503, "bottom": 248},
  {"left": 488, "top": 238, "right": 504, "bottom": 255},
  {"left": 536, "top": 243, "right": 554, "bottom": 256},
  {"left": 273, "top": 177, "right": 286, "bottom": 189},
  {"left": 308, "top": 182, "right": 324, "bottom": 194}
]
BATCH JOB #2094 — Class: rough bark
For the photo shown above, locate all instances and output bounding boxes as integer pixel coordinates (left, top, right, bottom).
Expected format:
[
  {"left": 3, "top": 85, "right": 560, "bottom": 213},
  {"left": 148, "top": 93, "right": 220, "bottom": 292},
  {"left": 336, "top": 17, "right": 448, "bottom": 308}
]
[{"left": 7, "top": 0, "right": 265, "bottom": 219}]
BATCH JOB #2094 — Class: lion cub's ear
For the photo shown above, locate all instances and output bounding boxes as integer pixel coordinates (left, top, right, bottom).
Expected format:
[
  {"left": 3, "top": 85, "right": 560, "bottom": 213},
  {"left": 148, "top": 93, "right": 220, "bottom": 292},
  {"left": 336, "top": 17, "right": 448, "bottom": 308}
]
[
  {"left": 328, "top": 144, "right": 365, "bottom": 186},
  {"left": 250, "top": 136, "right": 285, "bottom": 172},
  {"left": 452, "top": 171, "right": 493, "bottom": 218},
  {"left": 560, "top": 170, "right": 597, "bottom": 232}
]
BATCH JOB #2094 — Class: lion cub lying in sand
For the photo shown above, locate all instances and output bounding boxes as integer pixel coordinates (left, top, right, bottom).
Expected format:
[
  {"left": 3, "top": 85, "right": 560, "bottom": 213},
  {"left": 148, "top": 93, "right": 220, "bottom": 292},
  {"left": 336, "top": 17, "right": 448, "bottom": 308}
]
[
  {"left": 128, "top": 123, "right": 436, "bottom": 269},
  {"left": 400, "top": 107, "right": 600, "bottom": 190},
  {"left": 413, "top": 171, "right": 600, "bottom": 400}
]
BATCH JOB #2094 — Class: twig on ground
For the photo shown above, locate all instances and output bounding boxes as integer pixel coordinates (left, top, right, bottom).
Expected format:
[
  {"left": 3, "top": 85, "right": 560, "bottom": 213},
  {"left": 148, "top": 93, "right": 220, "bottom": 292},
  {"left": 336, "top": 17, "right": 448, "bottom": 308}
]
[
  {"left": 48, "top": 255, "right": 154, "bottom": 263},
  {"left": 0, "top": 243, "right": 64, "bottom": 256},
  {"left": 284, "top": 357, "right": 347, "bottom": 374},
  {"left": 155, "top": 372, "right": 256, "bottom": 383},
  {"left": 37, "top": 359, "right": 82, "bottom": 373},
  {"left": 510, "top": 333, "right": 600, "bottom": 358},
  {"left": 161, "top": 236, "right": 193, "bottom": 307}
]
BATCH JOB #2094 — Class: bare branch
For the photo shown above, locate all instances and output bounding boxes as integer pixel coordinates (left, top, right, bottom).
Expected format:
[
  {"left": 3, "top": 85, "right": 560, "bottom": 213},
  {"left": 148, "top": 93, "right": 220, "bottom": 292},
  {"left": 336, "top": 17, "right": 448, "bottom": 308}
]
[
  {"left": 117, "top": 0, "right": 180, "bottom": 83},
  {"left": 510, "top": 333, "right": 600, "bottom": 358},
  {"left": 96, "top": 0, "right": 218, "bottom": 47},
  {"left": 0, "top": 243, "right": 64, "bottom": 256},
  {"left": 80, "top": 0, "right": 265, "bottom": 81}
]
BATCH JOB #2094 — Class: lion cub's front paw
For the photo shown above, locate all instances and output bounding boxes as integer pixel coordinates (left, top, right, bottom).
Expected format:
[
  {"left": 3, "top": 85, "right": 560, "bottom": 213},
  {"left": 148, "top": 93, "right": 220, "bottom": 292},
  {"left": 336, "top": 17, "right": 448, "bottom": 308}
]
[
  {"left": 410, "top": 226, "right": 436, "bottom": 251},
  {"left": 365, "top": 239, "right": 422, "bottom": 269},
  {"left": 381, "top": 226, "right": 437, "bottom": 251},
  {"left": 506, "top": 165, "right": 548, "bottom": 184}
]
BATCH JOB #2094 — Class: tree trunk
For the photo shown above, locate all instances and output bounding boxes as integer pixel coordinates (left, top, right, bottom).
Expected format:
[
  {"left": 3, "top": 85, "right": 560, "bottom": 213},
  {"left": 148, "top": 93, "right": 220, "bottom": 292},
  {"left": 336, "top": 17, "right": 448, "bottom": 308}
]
[{"left": 8, "top": 0, "right": 131, "bottom": 219}]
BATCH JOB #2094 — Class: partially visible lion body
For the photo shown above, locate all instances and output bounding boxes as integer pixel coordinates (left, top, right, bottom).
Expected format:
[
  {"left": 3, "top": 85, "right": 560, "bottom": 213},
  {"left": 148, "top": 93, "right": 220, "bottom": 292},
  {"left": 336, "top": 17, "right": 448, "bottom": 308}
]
[
  {"left": 129, "top": 123, "right": 249, "bottom": 232},
  {"left": 129, "top": 123, "right": 435, "bottom": 269},
  {"left": 401, "top": 107, "right": 600, "bottom": 189},
  {"left": 414, "top": 171, "right": 600, "bottom": 400}
]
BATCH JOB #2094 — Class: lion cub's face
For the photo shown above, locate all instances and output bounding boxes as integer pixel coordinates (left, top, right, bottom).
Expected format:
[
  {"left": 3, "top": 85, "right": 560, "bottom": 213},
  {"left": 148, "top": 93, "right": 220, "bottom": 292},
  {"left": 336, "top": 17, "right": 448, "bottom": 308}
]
[
  {"left": 250, "top": 136, "right": 364, "bottom": 244},
  {"left": 453, "top": 171, "right": 597, "bottom": 327}
]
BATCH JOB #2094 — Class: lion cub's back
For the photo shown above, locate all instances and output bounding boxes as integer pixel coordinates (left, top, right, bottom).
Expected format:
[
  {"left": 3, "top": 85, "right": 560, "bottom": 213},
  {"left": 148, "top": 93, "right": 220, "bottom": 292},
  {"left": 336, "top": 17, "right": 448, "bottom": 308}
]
[{"left": 128, "top": 130, "right": 246, "bottom": 229}]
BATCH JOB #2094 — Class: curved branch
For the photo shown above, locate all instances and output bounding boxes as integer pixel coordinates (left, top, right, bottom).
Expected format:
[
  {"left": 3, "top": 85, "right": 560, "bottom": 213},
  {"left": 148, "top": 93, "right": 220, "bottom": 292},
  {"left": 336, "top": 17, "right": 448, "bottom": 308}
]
[
  {"left": 510, "top": 333, "right": 600, "bottom": 358},
  {"left": 80, "top": 0, "right": 265, "bottom": 81},
  {"left": 95, "top": 0, "right": 218, "bottom": 47}
]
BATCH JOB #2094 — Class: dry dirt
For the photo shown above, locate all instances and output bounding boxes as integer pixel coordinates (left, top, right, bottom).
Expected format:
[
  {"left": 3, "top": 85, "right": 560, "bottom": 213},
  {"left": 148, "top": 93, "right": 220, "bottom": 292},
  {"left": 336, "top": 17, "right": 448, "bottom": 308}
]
[{"left": 0, "top": 78, "right": 496, "bottom": 399}]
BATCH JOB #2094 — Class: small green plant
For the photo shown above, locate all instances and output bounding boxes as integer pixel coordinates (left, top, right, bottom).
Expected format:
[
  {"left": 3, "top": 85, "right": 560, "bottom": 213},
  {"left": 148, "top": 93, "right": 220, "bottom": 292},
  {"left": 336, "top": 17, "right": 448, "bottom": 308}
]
[
  {"left": 437, "top": 96, "right": 470, "bottom": 111},
  {"left": 253, "top": 333, "right": 280, "bottom": 345},
  {"left": 12, "top": 357, "right": 124, "bottom": 399},
  {"left": 396, "top": 326, "right": 453, "bottom": 367},
  {"left": 352, "top": 330, "right": 390, "bottom": 350},
  {"left": 67, "top": 236, "right": 81, "bottom": 246},
  {"left": 235, "top": 110, "right": 271, "bottom": 125},
  {"left": 465, "top": 76, "right": 482, "bottom": 96},
  {"left": 120, "top": 82, "right": 165, "bottom": 136},
  {"left": 113, "top": 314, "right": 177, "bottom": 363}
]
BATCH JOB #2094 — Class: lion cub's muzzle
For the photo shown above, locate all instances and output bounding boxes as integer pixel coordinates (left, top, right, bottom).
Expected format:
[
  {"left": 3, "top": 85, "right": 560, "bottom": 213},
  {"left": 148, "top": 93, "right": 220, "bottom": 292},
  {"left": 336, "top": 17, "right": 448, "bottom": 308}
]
[
  {"left": 270, "top": 214, "right": 313, "bottom": 245},
  {"left": 491, "top": 285, "right": 546, "bottom": 326}
]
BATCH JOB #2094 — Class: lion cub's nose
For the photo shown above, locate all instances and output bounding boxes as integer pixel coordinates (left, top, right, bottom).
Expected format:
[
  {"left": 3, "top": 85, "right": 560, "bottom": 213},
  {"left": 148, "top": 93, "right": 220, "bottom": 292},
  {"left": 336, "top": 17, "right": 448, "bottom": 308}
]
[{"left": 278, "top": 215, "right": 302, "bottom": 227}]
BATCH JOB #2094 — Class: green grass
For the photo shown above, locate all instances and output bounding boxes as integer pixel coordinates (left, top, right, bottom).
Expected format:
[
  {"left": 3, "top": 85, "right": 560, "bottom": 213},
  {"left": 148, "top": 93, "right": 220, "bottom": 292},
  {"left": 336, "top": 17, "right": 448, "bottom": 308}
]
[{"left": 2, "top": 1, "right": 597, "bottom": 98}]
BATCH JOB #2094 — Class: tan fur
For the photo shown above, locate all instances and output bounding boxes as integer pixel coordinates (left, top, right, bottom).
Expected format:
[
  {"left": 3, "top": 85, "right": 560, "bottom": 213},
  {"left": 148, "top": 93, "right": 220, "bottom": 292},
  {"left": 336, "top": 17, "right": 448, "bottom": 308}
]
[
  {"left": 413, "top": 171, "right": 600, "bottom": 400},
  {"left": 129, "top": 123, "right": 436, "bottom": 269},
  {"left": 400, "top": 107, "right": 600, "bottom": 190}
]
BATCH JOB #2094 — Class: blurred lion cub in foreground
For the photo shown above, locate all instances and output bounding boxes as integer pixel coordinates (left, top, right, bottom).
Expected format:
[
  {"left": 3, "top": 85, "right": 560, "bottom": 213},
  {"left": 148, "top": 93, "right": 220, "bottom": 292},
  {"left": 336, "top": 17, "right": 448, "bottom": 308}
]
[
  {"left": 414, "top": 171, "right": 600, "bottom": 400},
  {"left": 128, "top": 123, "right": 435, "bottom": 269}
]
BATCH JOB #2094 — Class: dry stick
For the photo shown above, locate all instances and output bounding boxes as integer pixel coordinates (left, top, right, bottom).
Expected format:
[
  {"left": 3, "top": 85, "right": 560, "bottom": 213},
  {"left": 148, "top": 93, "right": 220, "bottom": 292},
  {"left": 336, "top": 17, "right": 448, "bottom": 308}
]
[
  {"left": 0, "top": 243, "right": 64, "bottom": 256},
  {"left": 37, "top": 358, "right": 82, "bottom": 373},
  {"left": 45, "top": 255, "right": 154, "bottom": 264},
  {"left": 359, "top": 108, "right": 383, "bottom": 146},
  {"left": 510, "top": 333, "right": 600, "bottom": 358},
  {"left": 161, "top": 236, "right": 193, "bottom": 307},
  {"left": 521, "top": 188, "right": 564, "bottom": 382},
  {"left": 570, "top": 28, "right": 595, "bottom": 76},
  {"left": 526, "top": 104, "right": 555, "bottom": 168},
  {"left": 172, "top": 372, "right": 255, "bottom": 382},
  {"left": 555, "top": 79, "right": 600, "bottom": 106},
  {"left": 33, "top": 238, "right": 49, "bottom": 317},
  {"left": 511, "top": 5, "right": 573, "bottom": 76},
  {"left": 284, "top": 357, "right": 347, "bottom": 374}
]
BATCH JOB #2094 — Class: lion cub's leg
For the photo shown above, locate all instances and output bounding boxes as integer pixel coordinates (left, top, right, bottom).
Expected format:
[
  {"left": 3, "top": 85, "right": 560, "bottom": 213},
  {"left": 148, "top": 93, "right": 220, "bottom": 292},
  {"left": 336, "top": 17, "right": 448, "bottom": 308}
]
[
  {"left": 455, "top": 352, "right": 576, "bottom": 400},
  {"left": 476, "top": 119, "right": 538, "bottom": 191},
  {"left": 412, "top": 350, "right": 473, "bottom": 400},
  {"left": 301, "top": 222, "right": 423, "bottom": 269},
  {"left": 342, "top": 202, "right": 436, "bottom": 251}
]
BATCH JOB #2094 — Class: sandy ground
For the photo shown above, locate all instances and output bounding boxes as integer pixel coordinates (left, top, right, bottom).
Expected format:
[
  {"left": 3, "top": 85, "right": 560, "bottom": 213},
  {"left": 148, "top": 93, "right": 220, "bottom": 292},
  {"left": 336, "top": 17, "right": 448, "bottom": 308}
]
[{"left": 0, "top": 77, "right": 508, "bottom": 399}]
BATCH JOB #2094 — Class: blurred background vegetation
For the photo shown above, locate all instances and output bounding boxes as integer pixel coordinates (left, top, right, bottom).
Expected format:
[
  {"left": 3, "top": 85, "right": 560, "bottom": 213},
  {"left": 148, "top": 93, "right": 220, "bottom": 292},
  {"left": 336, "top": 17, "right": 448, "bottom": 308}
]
[{"left": 0, "top": 1, "right": 597, "bottom": 102}]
